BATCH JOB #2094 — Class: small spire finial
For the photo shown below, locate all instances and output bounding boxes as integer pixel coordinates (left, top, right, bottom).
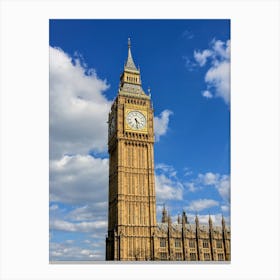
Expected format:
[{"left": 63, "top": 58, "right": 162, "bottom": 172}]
[
  {"left": 162, "top": 204, "right": 168, "bottom": 223},
  {"left": 177, "top": 213, "right": 181, "bottom": 224},
  {"left": 195, "top": 213, "right": 199, "bottom": 225},
  {"left": 128, "top": 37, "right": 131, "bottom": 48}
]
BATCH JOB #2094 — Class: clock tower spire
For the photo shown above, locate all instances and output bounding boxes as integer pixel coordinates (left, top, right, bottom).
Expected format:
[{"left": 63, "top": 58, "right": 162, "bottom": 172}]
[
  {"left": 125, "top": 37, "right": 137, "bottom": 71},
  {"left": 119, "top": 38, "right": 144, "bottom": 95}
]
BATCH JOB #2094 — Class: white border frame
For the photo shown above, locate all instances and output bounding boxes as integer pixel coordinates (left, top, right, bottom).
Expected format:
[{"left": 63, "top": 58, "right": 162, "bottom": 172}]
[{"left": 1, "top": 0, "right": 279, "bottom": 279}]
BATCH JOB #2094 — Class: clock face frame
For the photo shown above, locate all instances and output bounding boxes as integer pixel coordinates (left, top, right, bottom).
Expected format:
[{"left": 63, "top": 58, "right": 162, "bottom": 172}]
[
  {"left": 125, "top": 108, "right": 148, "bottom": 132},
  {"left": 126, "top": 111, "right": 146, "bottom": 130}
]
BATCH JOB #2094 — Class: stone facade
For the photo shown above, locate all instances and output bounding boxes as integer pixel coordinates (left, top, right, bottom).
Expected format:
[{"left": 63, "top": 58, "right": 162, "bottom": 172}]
[{"left": 106, "top": 39, "right": 230, "bottom": 261}]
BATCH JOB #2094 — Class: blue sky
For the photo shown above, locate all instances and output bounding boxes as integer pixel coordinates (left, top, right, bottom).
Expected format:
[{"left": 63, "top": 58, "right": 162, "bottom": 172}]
[{"left": 49, "top": 19, "right": 230, "bottom": 261}]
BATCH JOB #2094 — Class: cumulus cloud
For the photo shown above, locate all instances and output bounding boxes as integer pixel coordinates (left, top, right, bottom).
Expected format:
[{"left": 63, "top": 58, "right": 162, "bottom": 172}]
[
  {"left": 154, "top": 110, "right": 173, "bottom": 141},
  {"left": 190, "top": 39, "right": 230, "bottom": 104},
  {"left": 186, "top": 213, "right": 230, "bottom": 225},
  {"left": 156, "top": 163, "right": 177, "bottom": 177},
  {"left": 184, "top": 172, "right": 230, "bottom": 204},
  {"left": 155, "top": 163, "right": 184, "bottom": 202},
  {"left": 197, "top": 172, "right": 230, "bottom": 202},
  {"left": 194, "top": 49, "right": 212, "bottom": 66},
  {"left": 67, "top": 203, "right": 107, "bottom": 222},
  {"left": 186, "top": 199, "right": 219, "bottom": 212},
  {"left": 185, "top": 182, "right": 196, "bottom": 192},
  {"left": 202, "top": 90, "right": 213, "bottom": 99},
  {"left": 155, "top": 174, "right": 183, "bottom": 201},
  {"left": 49, "top": 46, "right": 112, "bottom": 159},
  {"left": 221, "top": 204, "right": 229, "bottom": 213},
  {"left": 50, "top": 241, "right": 104, "bottom": 261},
  {"left": 198, "top": 172, "right": 219, "bottom": 185},
  {"left": 216, "top": 175, "right": 230, "bottom": 202},
  {"left": 50, "top": 219, "right": 106, "bottom": 232},
  {"left": 205, "top": 60, "right": 230, "bottom": 104},
  {"left": 50, "top": 154, "right": 108, "bottom": 204}
]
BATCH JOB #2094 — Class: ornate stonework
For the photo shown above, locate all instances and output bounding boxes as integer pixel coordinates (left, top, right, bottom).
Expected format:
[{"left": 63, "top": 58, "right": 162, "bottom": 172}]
[{"left": 106, "top": 39, "right": 231, "bottom": 261}]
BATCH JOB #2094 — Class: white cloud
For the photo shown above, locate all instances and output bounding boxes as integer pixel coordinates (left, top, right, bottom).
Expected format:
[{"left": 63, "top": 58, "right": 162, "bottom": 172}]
[
  {"left": 67, "top": 203, "right": 107, "bottom": 221},
  {"left": 155, "top": 163, "right": 184, "bottom": 202},
  {"left": 154, "top": 110, "right": 173, "bottom": 141},
  {"left": 184, "top": 172, "right": 230, "bottom": 206},
  {"left": 198, "top": 172, "right": 219, "bottom": 185},
  {"left": 49, "top": 46, "right": 112, "bottom": 159},
  {"left": 50, "top": 219, "right": 106, "bottom": 232},
  {"left": 155, "top": 174, "right": 183, "bottom": 201},
  {"left": 50, "top": 154, "right": 108, "bottom": 204},
  {"left": 187, "top": 213, "right": 230, "bottom": 225},
  {"left": 205, "top": 60, "right": 230, "bottom": 104},
  {"left": 183, "top": 167, "right": 193, "bottom": 177},
  {"left": 194, "top": 49, "right": 212, "bottom": 66},
  {"left": 185, "top": 182, "right": 196, "bottom": 192},
  {"left": 50, "top": 241, "right": 104, "bottom": 261},
  {"left": 190, "top": 39, "right": 230, "bottom": 104},
  {"left": 216, "top": 175, "right": 230, "bottom": 202},
  {"left": 186, "top": 199, "right": 219, "bottom": 212},
  {"left": 202, "top": 90, "right": 213, "bottom": 99},
  {"left": 212, "top": 39, "right": 230, "bottom": 61},
  {"left": 221, "top": 204, "right": 230, "bottom": 213},
  {"left": 156, "top": 163, "right": 177, "bottom": 177}
]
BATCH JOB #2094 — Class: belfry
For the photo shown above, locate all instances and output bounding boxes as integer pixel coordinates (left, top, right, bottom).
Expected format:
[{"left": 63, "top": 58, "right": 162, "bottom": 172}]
[{"left": 106, "top": 39, "right": 230, "bottom": 261}]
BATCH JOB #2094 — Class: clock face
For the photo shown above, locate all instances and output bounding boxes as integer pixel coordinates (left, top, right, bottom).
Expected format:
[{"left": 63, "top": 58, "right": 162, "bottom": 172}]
[{"left": 126, "top": 111, "right": 147, "bottom": 130}]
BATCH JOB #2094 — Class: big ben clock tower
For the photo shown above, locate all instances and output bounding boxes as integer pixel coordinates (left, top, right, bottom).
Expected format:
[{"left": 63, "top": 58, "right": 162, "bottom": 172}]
[{"left": 106, "top": 39, "right": 157, "bottom": 261}]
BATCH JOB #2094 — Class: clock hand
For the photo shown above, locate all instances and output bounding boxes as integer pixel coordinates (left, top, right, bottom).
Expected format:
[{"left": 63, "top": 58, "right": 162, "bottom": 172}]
[{"left": 135, "top": 118, "right": 139, "bottom": 128}]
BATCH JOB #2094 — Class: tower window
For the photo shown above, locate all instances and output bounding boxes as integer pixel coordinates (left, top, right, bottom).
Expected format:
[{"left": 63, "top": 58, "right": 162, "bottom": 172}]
[
  {"left": 218, "top": 253, "right": 224, "bottom": 261},
  {"left": 189, "top": 240, "right": 195, "bottom": 248},
  {"left": 175, "top": 253, "right": 182, "bottom": 260},
  {"left": 160, "top": 252, "right": 167, "bottom": 260},
  {"left": 160, "top": 238, "right": 166, "bottom": 247},
  {"left": 175, "top": 238, "right": 181, "bottom": 247},
  {"left": 204, "top": 253, "right": 211, "bottom": 261},
  {"left": 190, "top": 253, "right": 197, "bottom": 261},
  {"left": 203, "top": 240, "right": 209, "bottom": 248},
  {"left": 216, "top": 240, "right": 222, "bottom": 248}
]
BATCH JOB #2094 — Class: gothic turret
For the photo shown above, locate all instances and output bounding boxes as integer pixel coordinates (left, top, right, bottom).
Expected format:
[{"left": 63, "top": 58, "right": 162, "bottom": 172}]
[
  {"left": 195, "top": 214, "right": 199, "bottom": 227},
  {"left": 222, "top": 214, "right": 226, "bottom": 229},
  {"left": 177, "top": 214, "right": 181, "bottom": 224},
  {"left": 162, "top": 205, "right": 168, "bottom": 223},
  {"left": 182, "top": 210, "right": 188, "bottom": 224},
  {"left": 208, "top": 214, "right": 213, "bottom": 228}
]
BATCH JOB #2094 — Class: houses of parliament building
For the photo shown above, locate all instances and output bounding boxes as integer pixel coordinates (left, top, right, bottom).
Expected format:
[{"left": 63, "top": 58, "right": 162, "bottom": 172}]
[{"left": 106, "top": 39, "right": 231, "bottom": 262}]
